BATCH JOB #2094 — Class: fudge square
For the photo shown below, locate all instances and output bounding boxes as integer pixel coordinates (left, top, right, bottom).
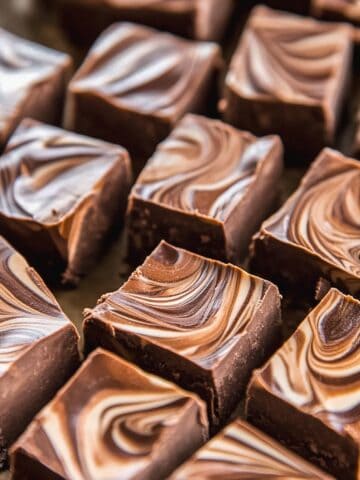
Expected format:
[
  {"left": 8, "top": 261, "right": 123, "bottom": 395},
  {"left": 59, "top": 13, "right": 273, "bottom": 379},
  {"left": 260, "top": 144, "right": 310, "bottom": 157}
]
[
  {"left": 0, "top": 28, "right": 71, "bottom": 151},
  {"left": 222, "top": 6, "right": 353, "bottom": 160},
  {"left": 10, "top": 348, "right": 208, "bottom": 480},
  {"left": 0, "top": 119, "right": 132, "bottom": 286},
  {"left": 84, "top": 241, "right": 282, "bottom": 430},
  {"left": 64, "top": 23, "right": 221, "bottom": 165},
  {"left": 170, "top": 419, "right": 333, "bottom": 479},
  {"left": 127, "top": 114, "right": 283, "bottom": 265},
  {"left": 58, "top": 0, "right": 234, "bottom": 45},
  {"left": 247, "top": 288, "right": 360, "bottom": 480},
  {"left": 0, "top": 236, "right": 80, "bottom": 468},
  {"left": 251, "top": 148, "right": 360, "bottom": 301}
]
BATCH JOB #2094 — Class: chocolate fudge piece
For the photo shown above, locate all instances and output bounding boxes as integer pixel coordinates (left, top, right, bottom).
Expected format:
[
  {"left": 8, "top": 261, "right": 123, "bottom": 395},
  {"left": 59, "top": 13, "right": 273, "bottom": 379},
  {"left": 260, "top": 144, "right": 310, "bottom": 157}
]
[
  {"left": 58, "top": 0, "right": 234, "bottom": 45},
  {"left": 221, "top": 6, "right": 353, "bottom": 161},
  {"left": 0, "top": 28, "right": 71, "bottom": 151},
  {"left": 0, "top": 119, "right": 132, "bottom": 285},
  {"left": 312, "top": 0, "right": 360, "bottom": 43},
  {"left": 246, "top": 288, "right": 360, "bottom": 480},
  {"left": 84, "top": 241, "right": 282, "bottom": 430},
  {"left": 127, "top": 114, "right": 283, "bottom": 264},
  {"left": 10, "top": 348, "right": 209, "bottom": 480},
  {"left": 64, "top": 23, "right": 221, "bottom": 166},
  {"left": 0, "top": 236, "right": 80, "bottom": 468},
  {"left": 170, "top": 419, "right": 333, "bottom": 479},
  {"left": 251, "top": 148, "right": 360, "bottom": 302}
]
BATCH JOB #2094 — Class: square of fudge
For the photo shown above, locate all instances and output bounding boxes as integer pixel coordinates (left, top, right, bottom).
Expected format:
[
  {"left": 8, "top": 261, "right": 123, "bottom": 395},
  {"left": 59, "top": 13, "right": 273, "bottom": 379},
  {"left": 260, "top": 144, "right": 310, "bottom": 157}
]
[
  {"left": 64, "top": 23, "right": 221, "bottom": 167},
  {"left": 127, "top": 114, "right": 283, "bottom": 264},
  {"left": 170, "top": 419, "right": 332, "bottom": 479},
  {"left": 251, "top": 148, "right": 360, "bottom": 301},
  {"left": 0, "top": 236, "right": 80, "bottom": 468},
  {"left": 247, "top": 288, "right": 360, "bottom": 479},
  {"left": 83, "top": 241, "right": 282, "bottom": 431},
  {"left": 58, "top": 0, "right": 234, "bottom": 45},
  {"left": 222, "top": 6, "right": 353, "bottom": 160},
  {"left": 0, "top": 28, "right": 72, "bottom": 151},
  {"left": 0, "top": 118, "right": 132, "bottom": 286},
  {"left": 312, "top": 0, "right": 360, "bottom": 42},
  {"left": 10, "top": 348, "right": 208, "bottom": 480}
]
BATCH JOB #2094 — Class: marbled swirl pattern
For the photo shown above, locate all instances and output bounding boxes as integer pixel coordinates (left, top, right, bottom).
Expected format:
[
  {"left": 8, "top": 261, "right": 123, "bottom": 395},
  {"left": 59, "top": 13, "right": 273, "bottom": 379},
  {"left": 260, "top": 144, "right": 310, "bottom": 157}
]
[
  {"left": 170, "top": 419, "right": 332, "bottom": 479},
  {"left": 133, "top": 114, "right": 280, "bottom": 221},
  {"left": 71, "top": 23, "right": 219, "bottom": 117},
  {"left": 91, "top": 241, "right": 267, "bottom": 369},
  {"left": 0, "top": 237, "right": 69, "bottom": 375},
  {"left": 254, "top": 288, "right": 360, "bottom": 434}
]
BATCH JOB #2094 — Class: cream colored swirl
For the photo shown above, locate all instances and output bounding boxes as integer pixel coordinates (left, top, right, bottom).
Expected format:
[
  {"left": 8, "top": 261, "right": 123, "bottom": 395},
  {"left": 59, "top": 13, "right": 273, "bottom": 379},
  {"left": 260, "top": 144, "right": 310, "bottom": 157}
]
[
  {"left": 132, "top": 114, "right": 280, "bottom": 222},
  {"left": 92, "top": 241, "right": 267, "bottom": 369},
  {"left": 170, "top": 419, "right": 332, "bottom": 479},
  {"left": 0, "top": 237, "right": 69, "bottom": 375},
  {"left": 253, "top": 288, "right": 360, "bottom": 434},
  {"left": 29, "top": 350, "right": 207, "bottom": 480},
  {"left": 70, "top": 22, "right": 219, "bottom": 117},
  {"left": 263, "top": 148, "right": 360, "bottom": 278},
  {"left": 227, "top": 6, "right": 352, "bottom": 104}
]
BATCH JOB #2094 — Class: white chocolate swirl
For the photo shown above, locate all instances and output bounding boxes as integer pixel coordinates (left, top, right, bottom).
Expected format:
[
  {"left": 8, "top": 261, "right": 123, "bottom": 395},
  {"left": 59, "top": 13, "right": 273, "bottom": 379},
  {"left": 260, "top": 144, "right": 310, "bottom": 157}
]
[
  {"left": 170, "top": 419, "right": 332, "bottom": 479},
  {"left": 90, "top": 241, "right": 269, "bottom": 369},
  {"left": 132, "top": 114, "right": 281, "bottom": 222},
  {"left": 0, "top": 237, "right": 70, "bottom": 375},
  {"left": 253, "top": 289, "right": 360, "bottom": 434}
]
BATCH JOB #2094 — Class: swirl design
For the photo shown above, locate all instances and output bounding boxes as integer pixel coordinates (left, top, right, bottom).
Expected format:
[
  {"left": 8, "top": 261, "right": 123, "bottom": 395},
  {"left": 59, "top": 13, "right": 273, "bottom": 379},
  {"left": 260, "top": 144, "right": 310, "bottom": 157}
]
[
  {"left": 0, "top": 237, "right": 69, "bottom": 375},
  {"left": 25, "top": 350, "right": 207, "bottom": 480},
  {"left": 253, "top": 288, "right": 360, "bottom": 434},
  {"left": 170, "top": 419, "right": 331, "bottom": 479},
  {"left": 71, "top": 23, "right": 219, "bottom": 116},
  {"left": 132, "top": 114, "right": 280, "bottom": 222},
  {"left": 91, "top": 241, "right": 267, "bottom": 369},
  {"left": 263, "top": 148, "right": 360, "bottom": 279},
  {"left": 227, "top": 6, "right": 352, "bottom": 104}
]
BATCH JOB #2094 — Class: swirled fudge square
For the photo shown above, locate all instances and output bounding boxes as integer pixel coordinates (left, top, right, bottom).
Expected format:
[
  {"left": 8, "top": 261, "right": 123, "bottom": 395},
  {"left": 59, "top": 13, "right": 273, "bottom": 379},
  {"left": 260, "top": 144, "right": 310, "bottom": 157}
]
[
  {"left": 83, "top": 241, "right": 282, "bottom": 431},
  {"left": 10, "top": 348, "right": 208, "bottom": 480},
  {"left": 0, "top": 118, "right": 132, "bottom": 285},
  {"left": 58, "top": 0, "right": 233, "bottom": 45},
  {"left": 64, "top": 23, "right": 221, "bottom": 167},
  {"left": 0, "top": 28, "right": 71, "bottom": 151},
  {"left": 312, "top": 0, "right": 360, "bottom": 43},
  {"left": 127, "top": 114, "right": 283, "bottom": 265},
  {"left": 170, "top": 419, "right": 333, "bottom": 479},
  {"left": 251, "top": 148, "right": 360, "bottom": 301},
  {"left": 247, "top": 288, "right": 360, "bottom": 480},
  {"left": 0, "top": 236, "right": 80, "bottom": 468},
  {"left": 222, "top": 6, "right": 353, "bottom": 161}
]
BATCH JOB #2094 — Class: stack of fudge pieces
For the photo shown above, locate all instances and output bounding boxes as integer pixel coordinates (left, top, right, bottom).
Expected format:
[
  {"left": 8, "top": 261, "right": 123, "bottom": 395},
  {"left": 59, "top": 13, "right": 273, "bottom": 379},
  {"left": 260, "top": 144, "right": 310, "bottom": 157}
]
[{"left": 0, "top": 0, "right": 359, "bottom": 479}]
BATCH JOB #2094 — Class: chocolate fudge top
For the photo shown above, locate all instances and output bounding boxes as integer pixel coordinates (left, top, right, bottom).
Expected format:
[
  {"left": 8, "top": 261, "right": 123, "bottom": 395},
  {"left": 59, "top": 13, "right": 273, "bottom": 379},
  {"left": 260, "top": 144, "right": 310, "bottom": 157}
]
[
  {"left": 86, "top": 241, "right": 277, "bottom": 370},
  {"left": 226, "top": 6, "right": 352, "bottom": 106},
  {"left": 249, "top": 288, "right": 360, "bottom": 438},
  {"left": 11, "top": 348, "right": 208, "bottom": 479},
  {"left": 0, "top": 236, "right": 77, "bottom": 375},
  {"left": 131, "top": 114, "right": 282, "bottom": 222},
  {"left": 170, "top": 418, "right": 333, "bottom": 479},
  {"left": 0, "top": 28, "right": 71, "bottom": 146},
  {"left": 257, "top": 148, "right": 360, "bottom": 291},
  {"left": 67, "top": 22, "right": 220, "bottom": 121}
]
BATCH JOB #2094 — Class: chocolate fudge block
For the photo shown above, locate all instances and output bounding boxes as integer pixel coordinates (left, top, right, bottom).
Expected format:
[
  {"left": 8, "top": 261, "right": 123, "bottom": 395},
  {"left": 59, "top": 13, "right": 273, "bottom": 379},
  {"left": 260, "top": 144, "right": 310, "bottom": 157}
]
[
  {"left": 0, "top": 236, "right": 80, "bottom": 468},
  {"left": 0, "top": 119, "right": 132, "bottom": 285},
  {"left": 170, "top": 419, "right": 333, "bottom": 479},
  {"left": 10, "top": 348, "right": 209, "bottom": 480},
  {"left": 251, "top": 148, "right": 360, "bottom": 302},
  {"left": 58, "top": 0, "right": 234, "bottom": 45},
  {"left": 312, "top": 0, "right": 360, "bottom": 42},
  {"left": 83, "top": 241, "right": 282, "bottom": 431},
  {"left": 221, "top": 6, "right": 353, "bottom": 161},
  {"left": 0, "top": 28, "right": 72, "bottom": 151},
  {"left": 64, "top": 23, "right": 221, "bottom": 166},
  {"left": 246, "top": 288, "right": 360, "bottom": 480},
  {"left": 127, "top": 114, "right": 283, "bottom": 264}
]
